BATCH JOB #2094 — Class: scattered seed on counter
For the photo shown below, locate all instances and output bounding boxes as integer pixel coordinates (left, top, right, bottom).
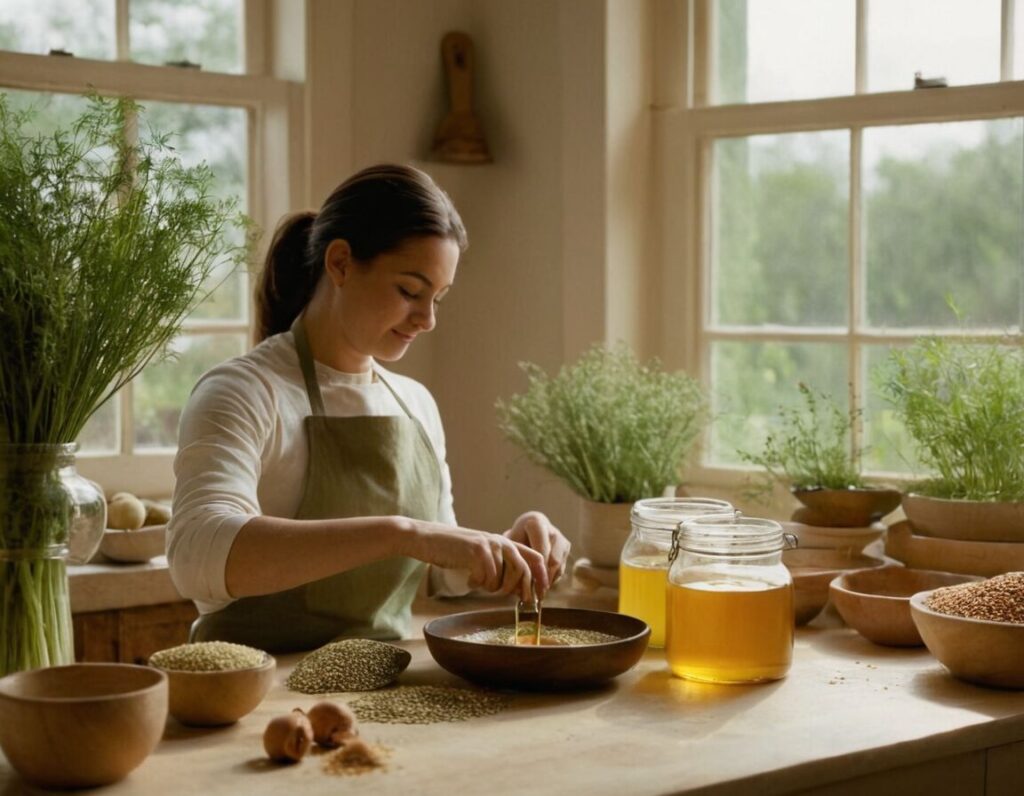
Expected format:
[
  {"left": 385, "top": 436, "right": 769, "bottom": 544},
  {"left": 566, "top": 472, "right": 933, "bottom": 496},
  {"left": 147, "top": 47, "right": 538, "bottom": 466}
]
[
  {"left": 926, "top": 572, "right": 1024, "bottom": 624},
  {"left": 286, "top": 639, "right": 412, "bottom": 693},
  {"left": 349, "top": 685, "right": 508, "bottom": 725},
  {"left": 322, "top": 740, "right": 389, "bottom": 776},
  {"left": 149, "top": 641, "right": 266, "bottom": 671}
]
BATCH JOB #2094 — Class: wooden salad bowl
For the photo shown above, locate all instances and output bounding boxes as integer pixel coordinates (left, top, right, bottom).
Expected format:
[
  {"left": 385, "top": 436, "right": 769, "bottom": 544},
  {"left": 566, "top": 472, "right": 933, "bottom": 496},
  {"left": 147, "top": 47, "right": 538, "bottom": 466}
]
[{"left": 424, "top": 608, "right": 649, "bottom": 690}]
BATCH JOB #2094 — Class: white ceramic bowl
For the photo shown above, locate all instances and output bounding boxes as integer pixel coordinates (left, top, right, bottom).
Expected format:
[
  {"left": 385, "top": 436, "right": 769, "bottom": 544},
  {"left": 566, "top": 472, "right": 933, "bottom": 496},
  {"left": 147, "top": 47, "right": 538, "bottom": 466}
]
[{"left": 98, "top": 524, "right": 166, "bottom": 563}]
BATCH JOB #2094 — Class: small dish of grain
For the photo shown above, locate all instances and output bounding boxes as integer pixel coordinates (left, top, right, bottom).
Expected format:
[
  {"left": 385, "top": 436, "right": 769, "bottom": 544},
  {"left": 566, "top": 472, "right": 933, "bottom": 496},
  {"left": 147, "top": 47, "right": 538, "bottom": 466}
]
[
  {"left": 910, "top": 572, "right": 1024, "bottom": 689},
  {"left": 149, "top": 641, "right": 276, "bottom": 726}
]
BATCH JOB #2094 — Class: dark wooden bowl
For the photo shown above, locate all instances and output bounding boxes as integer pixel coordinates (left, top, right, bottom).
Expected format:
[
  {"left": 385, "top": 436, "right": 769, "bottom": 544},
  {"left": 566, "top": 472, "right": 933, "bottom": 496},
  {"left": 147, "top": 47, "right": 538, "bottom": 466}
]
[{"left": 423, "top": 608, "right": 650, "bottom": 690}]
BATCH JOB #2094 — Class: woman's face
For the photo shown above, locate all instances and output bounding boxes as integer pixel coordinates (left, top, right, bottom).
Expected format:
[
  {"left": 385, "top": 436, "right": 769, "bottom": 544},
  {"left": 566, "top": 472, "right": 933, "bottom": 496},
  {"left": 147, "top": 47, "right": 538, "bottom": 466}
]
[{"left": 327, "top": 235, "right": 459, "bottom": 369}]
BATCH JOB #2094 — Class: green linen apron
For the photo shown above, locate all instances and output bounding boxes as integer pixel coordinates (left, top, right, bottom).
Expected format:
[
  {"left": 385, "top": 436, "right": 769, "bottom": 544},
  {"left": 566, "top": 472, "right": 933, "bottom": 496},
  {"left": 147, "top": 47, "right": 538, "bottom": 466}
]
[{"left": 191, "top": 316, "right": 441, "bottom": 652}]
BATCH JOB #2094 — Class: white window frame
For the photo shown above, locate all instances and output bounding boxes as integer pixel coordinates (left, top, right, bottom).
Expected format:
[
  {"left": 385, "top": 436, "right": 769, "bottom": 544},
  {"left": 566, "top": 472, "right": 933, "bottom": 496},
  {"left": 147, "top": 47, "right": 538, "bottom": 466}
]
[
  {"left": 659, "top": 0, "right": 1024, "bottom": 490},
  {"left": 0, "top": 0, "right": 302, "bottom": 496}
]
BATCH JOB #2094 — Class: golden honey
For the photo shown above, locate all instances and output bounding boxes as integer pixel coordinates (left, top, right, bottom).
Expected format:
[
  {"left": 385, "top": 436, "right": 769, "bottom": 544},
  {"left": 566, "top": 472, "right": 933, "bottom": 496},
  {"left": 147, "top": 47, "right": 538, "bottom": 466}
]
[
  {"left": 618, "top": 556, "right": 669, "bottom": 647},
  {"left": 665, "top": 578, "right": 793, "bottom": 684}
]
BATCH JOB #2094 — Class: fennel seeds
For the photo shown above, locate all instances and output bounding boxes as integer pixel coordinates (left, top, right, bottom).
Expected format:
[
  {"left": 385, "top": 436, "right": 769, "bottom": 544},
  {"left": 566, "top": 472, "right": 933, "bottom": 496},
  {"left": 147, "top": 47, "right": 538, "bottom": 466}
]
[{"left": 286, "top": 639, "right": 412, "bottom": 693}]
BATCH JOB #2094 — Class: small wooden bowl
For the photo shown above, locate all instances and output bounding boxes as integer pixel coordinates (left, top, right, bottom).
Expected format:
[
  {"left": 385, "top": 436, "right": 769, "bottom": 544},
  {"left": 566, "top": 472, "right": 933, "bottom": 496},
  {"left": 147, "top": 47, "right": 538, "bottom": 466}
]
[
  {"left": 783, "top": 548, "right": 886, "bottom": 626},
  {"left": 99, "top": 524, "right": 167, "bottom": 563},
  {"left": 831, "top": 568, "right": 981, "bottom": 647},
  {"left": 793, "top": 487, "right": 901, "bottom": 528},
  {"left": 911, "top": 590, "right": 1024, "bottom": 689},
  {"left": 780, "top": 520, "right": 884, "bottom": 553},
  {"left": 151, "top": 653, "right": 276, "bottom": 726},
  {"left": 424, "top": 608, "right": 649, "bottom": 690},
  {"left": 0, "top": 663, "right": 167, "bottom": 789}
]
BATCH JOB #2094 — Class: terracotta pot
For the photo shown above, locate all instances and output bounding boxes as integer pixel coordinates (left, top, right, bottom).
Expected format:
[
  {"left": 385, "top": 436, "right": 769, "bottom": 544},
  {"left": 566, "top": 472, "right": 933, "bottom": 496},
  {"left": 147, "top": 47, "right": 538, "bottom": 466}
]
[
  {"left": 791, "top": 487, "right": 901, "bottom": 528},
  {"left": 901, "top": 493, "right": 1024, "bottom": 543},
  {"left": 577, "top": 499, "right": 634, "bottom": 568}
]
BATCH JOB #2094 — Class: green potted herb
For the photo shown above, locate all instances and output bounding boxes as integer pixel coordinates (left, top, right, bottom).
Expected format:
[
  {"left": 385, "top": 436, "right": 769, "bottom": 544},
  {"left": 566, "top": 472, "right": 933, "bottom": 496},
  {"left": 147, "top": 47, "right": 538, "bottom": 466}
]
[
  {"left": 877, "top": 335, "right": 1024, "bottom": 542},
  {"left": 0, "top": 94, "right": 251, "bottom": 675},
  {"left": 739, "top": 383, "right": 899, "bottom": 528},
  {"left": 495, "top": 344, "right": 708, "bottom": 567}
]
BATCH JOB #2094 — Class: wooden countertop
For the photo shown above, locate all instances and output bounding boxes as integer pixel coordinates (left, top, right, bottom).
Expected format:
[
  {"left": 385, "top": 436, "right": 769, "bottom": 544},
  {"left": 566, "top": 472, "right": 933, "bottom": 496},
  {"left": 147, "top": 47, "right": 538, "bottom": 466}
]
[
  {"left": 69, "top": 556, "right": 183, "bottom": 614},
  {"left": 5, "top": 596, "right": 1024, "bottom": 795}
]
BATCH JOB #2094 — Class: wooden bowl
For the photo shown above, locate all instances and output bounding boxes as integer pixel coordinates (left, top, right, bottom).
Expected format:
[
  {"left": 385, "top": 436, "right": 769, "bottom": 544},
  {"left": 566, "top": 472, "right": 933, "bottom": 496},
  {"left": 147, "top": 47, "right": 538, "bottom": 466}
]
[
  {"left": 831, "top": 568, "right": 981, "bottom": 647},
  {"left": 793, "top": 487, "right": 902, "bottom": 528},
  {"left": 151, "top": 653, "right": 275, "bottom": 726},
  {"left": 783, "top": 548, "right": 886, "bottom": 626},
  {"left": 424, "top": 608, "right": 649, "bottom": 690},
  {"left": 910, "top": 590, "right": 1024, "bottom": 689},
  {"left": 99, "top": 524, "right": 167, "bottom": 563},
  {"left": 885, "top": 520, "right": 1024, "bottom": 577},
  {"left": 780, "top": 520, "right": 884, "bottom": 553},
  {"left": 902, "top": 494, "right": 1024, "bottom": 543},
  {"left": 0, "top": 663, "right": 167, "bottom": 789}
]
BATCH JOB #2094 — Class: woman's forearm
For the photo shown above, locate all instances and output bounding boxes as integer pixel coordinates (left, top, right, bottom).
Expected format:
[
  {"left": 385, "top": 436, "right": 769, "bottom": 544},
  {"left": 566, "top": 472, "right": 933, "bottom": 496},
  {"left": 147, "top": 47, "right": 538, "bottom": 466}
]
[{"left": 224, "top": 514, "right": 416, "bottom": 598}]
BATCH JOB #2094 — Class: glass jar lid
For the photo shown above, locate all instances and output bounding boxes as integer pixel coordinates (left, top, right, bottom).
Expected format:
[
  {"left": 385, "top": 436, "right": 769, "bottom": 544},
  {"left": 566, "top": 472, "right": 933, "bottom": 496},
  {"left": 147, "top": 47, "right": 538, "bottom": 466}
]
[
  {"left": 669, "top": 515, "right": 793, "bottom": 562},
  {"left": 630, "top": 497, "right": 734, "bottom": 535}
]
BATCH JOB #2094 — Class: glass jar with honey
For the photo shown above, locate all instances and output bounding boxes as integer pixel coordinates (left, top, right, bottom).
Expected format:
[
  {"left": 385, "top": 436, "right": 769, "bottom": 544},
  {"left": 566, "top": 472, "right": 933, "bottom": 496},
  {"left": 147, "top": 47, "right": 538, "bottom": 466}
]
[
  {"left": 618, "top": 497, "right": 733, "bottom": 648},
  {"left": 665, "top": 515, "right": 794, "bottom": 684}
]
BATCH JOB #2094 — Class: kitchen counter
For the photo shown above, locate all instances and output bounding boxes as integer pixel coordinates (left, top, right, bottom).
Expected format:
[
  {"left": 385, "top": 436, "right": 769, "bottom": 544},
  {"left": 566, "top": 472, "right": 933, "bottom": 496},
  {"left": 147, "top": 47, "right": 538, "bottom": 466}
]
[
  {"left": 4, "top": 596, "right": 1024, "bottom": 795},
  {"left": 69, "top": 557, "right": 182, "bottom": 614}
]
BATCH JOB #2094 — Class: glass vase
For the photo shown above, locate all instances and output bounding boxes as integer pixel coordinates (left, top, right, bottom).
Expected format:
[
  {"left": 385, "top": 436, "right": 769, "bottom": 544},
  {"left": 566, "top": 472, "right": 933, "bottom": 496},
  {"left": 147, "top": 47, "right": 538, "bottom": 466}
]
[{"left": 0, "top": 443, "right": 106, "bottom": 676}]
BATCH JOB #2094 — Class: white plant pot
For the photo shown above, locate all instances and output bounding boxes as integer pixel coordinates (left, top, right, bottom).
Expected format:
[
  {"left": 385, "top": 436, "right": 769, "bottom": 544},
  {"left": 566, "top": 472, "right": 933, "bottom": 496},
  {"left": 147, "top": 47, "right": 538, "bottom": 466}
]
[{"left": 577, "top": 499, "right": 634, "bottom": 568}]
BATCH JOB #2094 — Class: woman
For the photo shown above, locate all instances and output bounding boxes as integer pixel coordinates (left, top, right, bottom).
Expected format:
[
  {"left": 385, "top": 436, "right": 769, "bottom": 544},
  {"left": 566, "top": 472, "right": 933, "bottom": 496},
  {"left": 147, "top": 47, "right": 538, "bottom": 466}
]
[{"left": 167, "top": 164, "right": 570, "bottom": 652}]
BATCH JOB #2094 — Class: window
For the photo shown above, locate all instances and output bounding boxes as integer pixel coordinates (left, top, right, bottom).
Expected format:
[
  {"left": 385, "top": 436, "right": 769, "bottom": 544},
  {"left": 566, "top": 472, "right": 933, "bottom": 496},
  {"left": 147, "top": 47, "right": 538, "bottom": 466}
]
[
  {"left": 666, "top": 1, "right": 1024, "bottom": 482},
  {"left": 0, "top": 0, "right": 295, "bottom": 494}
]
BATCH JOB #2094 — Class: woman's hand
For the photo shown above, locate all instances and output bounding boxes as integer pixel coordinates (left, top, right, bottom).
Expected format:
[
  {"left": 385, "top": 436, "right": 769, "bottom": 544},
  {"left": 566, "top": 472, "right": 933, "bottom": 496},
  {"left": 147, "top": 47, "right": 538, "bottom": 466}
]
[
  {"left": 402, "top": 520, "right": 547, "bottom": 603},
  {"left": 503, "top": 511, "right": 571, "bottom": 596}
]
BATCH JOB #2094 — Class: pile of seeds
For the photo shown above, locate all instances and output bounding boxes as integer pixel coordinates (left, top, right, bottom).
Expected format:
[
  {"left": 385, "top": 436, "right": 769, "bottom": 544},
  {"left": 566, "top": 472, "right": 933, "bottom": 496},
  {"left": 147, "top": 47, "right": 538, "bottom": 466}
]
[
  {"left": 287, "top": 639, "right": 412, "bottom": 693},
  {"left": 927, "top": 572, "right": 1024, "bottom": 624},
  {"left": 149, "top": 641, "right": 266, "bottom": 671},
  {"left": 321, "top": 741, "right": 390, "bottom": 776},
  {"left": 456, "top": 623, "right": 619, "bottom": 646},
  {"left": 349, "top": 685, "right": 508, "bottom": 724}
]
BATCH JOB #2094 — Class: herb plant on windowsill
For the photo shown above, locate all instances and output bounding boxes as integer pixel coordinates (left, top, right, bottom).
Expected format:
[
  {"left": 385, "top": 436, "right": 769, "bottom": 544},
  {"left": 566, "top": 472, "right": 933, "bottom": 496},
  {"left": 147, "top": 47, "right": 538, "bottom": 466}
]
[
  {"left": 495, "top": 344, "right": 708, "bottom": 566},
  {"left": 0, "top": 94, "right": 252, "bottom": 675},
  {"left": 738, "top": 383, "right": 899, "bottom": 528},
  {"left": 876, "top": 334, "right": 1024, "bottom": 542}
]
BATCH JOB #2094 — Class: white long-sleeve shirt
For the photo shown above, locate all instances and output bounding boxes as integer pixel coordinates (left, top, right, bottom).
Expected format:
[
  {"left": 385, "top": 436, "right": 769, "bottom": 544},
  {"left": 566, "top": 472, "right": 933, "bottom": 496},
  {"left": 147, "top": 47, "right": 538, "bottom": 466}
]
[{"left": 168, "top": 330, "right": 469, "bottom": 616}]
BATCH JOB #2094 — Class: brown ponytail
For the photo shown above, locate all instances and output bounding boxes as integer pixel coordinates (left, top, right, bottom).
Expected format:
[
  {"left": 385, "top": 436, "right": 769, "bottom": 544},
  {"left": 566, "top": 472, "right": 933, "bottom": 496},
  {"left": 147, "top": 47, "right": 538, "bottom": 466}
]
[{"left": 254, "top": 164, "right": 467, "bottom": 342}]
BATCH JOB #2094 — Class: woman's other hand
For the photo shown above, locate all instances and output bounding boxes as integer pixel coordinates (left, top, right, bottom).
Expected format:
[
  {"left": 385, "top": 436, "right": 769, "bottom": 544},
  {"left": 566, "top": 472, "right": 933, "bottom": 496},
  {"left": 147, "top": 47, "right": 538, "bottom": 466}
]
[
  {"left": 503, "top": 511, "right": 571, "bottom": 595},
  {"left": 403, "top": 521, "right": 547, "bottom": 603}
]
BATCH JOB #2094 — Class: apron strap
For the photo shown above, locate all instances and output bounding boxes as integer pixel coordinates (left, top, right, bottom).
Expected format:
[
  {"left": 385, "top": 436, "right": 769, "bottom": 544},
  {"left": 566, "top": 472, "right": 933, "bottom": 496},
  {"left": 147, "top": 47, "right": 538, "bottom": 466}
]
[
  {"left": 291, "top": 315, "right": 327, "bottom": 416},
  {"left": 374, "top": 368, "right": 441, "bottom": 464}
]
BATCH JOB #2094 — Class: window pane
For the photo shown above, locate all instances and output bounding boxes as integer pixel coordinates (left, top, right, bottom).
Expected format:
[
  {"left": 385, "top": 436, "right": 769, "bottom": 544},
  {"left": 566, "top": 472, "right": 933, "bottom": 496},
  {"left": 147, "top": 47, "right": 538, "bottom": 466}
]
[
  {"left": 143, "top": 101, "right": 248, "bottom": 322},
  {"left": 863, "top": 344, "right": 923, "bottom": 475},
  {"left": 0, "top": 0, "right": 114, "bottom": 58},
  {"left": 867, "top": 0, "right": 1000, "bottom": 92},
  {"left": 134, "top": 334, "right": 246, "bottom": 449},
  {"left": 1, "top": 89, "right": 91, "bottom": 137},
  {"left": 863, "top": 119, "right": 1024, "bottom": 329},
  {"left": 78, "top": 399, "right": 119, "bottom": 455},
  {"left": 129, "top": 0, "right": 242, "bottom": 73},
  {"left": 709, "top": 341, "right": 848, "bottom": 466},
  {"left": 715, "top": 0, "right": 854, "bottom": 104},
  {"left": 712, "top": 131, "right": 849, "bottom": 327}
]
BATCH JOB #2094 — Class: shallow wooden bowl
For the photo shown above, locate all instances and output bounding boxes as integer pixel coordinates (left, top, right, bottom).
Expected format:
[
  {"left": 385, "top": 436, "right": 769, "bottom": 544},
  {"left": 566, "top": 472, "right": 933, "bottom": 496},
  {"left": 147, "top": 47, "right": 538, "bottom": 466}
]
[
  {"left": 151, "top": 653, "right": 275, "bottom": 726},
  {"left": 793, "top": 487, "right": 902, "bottom": 528},
  {"left": 902, "top": 494, "right": 1024, "bottom": 543},
  {"left": 911, "top": 590, "right": 1024, "bottom": 689},
  {"left": 831, "top": 568, "right": 981, "bottom": 647},
  {"left": 780, "top": 520, "right": 884, "bottom": 553},
  {"left": 99, "top": 524, "right": 167, "bottom": 563},
  {"left": 424, "top": 608, "right": 649, "bottom": 690},
  {"left": 783, "top": 548, "right": 886, "bottom": 626},
  {"left": 885, "top": 520, "right": 1024, "bottom": 577},
  {"left": 0, "top": 663, "right": 167, "bottom": 789}
]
